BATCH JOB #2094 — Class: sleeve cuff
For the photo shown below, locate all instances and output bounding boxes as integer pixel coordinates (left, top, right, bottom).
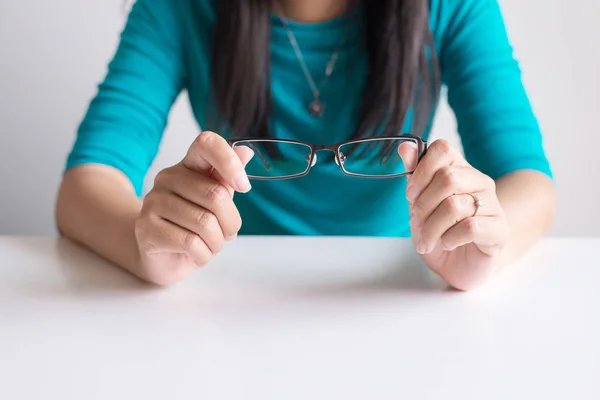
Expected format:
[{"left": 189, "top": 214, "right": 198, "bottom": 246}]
[{"left": 65, "top": 128, "right": 155, "bottom": 197}]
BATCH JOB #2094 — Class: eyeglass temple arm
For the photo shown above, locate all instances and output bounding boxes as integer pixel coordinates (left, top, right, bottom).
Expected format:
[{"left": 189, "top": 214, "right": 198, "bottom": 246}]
[
  {"left": 381, "top": 143, "right": 397, "bottom": 166},
  {"left": 418, "top": 141, "right": 428, "bottom": 161},
  {"left": 249, "top": 143, "right": 273, "bottom": 171},
  {"left": 231, "top": 142, "right": 272, "bottom": 171}
]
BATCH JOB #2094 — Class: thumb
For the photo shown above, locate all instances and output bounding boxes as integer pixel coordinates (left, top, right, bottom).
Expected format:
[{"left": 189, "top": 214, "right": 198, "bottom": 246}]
[
  {"left": 397, "top": 141, "right": 419, "bottom": 181},
  {"left": 212, "top": 146, "right": 255, "bottom": 197}
]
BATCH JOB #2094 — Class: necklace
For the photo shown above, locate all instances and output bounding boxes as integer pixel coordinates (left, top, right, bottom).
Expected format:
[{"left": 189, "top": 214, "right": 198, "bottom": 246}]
[{"left": 278, "top": 16, "right": 340, "bottom": 117}]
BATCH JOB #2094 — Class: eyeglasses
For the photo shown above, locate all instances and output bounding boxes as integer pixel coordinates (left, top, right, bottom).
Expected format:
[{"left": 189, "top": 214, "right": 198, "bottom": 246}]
[{"left": 228, "top": 135, "right": 427, "bottom": 180}]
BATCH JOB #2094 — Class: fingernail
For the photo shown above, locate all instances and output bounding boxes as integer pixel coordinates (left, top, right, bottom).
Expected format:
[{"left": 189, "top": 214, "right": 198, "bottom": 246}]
[
  {"left": 406, "top": 185, "right": 421, "bottom": 202},
  {"left": 226, "top": 233, "right": 238, "bottom": 241},
  {"left": 410, "top": 213, "right": 422, "bottom": 228},
  {"left": 234, "top": 172, "right": 251, "bottom": 193},
  {"left": 416, "top": 240, "right": 428, "bottom": 254}
]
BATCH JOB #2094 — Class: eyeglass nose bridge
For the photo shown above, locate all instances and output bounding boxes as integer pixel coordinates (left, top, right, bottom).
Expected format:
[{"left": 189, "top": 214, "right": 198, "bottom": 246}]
[{"left": 309, "top": 146, "right": 346, "bottom": 169}]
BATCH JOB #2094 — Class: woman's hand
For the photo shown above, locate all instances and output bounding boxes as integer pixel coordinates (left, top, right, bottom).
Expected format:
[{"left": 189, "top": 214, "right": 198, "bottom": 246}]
[
  {"left": 134, "top": 131, "right": 254, "bottom": 286},
  {"left": 399, "top": 139, "right": 510, "bottom": 290}
]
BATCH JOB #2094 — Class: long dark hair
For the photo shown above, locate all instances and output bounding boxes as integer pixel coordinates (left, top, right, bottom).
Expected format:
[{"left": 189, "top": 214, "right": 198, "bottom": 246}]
[{"left": 206, "top": 0, "right": 440, "bottom": 140}]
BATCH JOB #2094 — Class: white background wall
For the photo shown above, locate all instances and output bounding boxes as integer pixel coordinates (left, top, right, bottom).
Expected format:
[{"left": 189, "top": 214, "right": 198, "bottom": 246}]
[{"left": 0, "top": 0, "right": 598, "bottom": 236}]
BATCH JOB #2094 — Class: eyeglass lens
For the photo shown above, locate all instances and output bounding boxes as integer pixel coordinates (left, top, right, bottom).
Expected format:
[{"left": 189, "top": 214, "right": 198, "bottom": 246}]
[
  {"left": 232, "top": 140, "right": 313, "bottom": 179},
  {"left": 338, "top": 138, "right": 418, "bottom": 177}
]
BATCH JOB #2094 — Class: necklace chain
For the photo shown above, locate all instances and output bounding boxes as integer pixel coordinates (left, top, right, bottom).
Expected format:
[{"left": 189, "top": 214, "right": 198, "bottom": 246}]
[{"left": 278, "top": 16, "right": 341, "bottom": 117}]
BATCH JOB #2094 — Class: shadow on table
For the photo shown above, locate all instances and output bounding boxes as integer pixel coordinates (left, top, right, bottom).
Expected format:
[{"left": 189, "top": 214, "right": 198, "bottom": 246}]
[
  {"left": 54, "top": 238, "right": 453, "bottom": 298},
  {"left": 214, "top": 239, "right": 454, "bottom": 300},
  {"left": 12, "top": 237, "right": 454, "bottom": 304},
  {"left": 292, "top": 266, "right": 449, "bottom": 297},
  {"left": 9, "top": 238, "right": 153, "bottom": 298},
  {"left": 54, "top": 238, "right": 153, "bottom": 295},
  {"left": 275, "top": 257, "right": 450, "bottom": 299}
]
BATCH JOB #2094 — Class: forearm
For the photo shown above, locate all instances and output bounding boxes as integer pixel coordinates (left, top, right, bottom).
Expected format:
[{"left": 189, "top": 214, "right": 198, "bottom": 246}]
[
  {"left": 494, "top": 170, "right": 556, "bottom": 268},
  {"left": 55, "top": 164, "right": 143, "bottom": 276}
]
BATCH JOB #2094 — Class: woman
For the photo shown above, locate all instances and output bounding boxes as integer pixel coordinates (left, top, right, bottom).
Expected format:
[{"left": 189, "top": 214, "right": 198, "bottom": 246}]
[{"left": 56, "top": 0, "right": 556, "bottom": 290}]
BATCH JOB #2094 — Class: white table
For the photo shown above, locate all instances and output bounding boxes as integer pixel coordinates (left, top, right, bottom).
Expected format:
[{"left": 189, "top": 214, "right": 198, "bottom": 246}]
[{"left": 1, "top": 237, "right": 599, "bottom": 399}]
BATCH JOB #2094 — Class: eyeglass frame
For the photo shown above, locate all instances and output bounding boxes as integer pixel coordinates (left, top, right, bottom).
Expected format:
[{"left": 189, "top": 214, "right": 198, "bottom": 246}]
[{"left": 227, "top": 134, "right": 428, "bottom": 180}]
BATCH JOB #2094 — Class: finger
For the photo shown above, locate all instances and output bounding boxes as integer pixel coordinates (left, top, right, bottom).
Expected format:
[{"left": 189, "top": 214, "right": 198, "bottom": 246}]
[
  {"left": 406, "top": 139, "right": 467, "bottom": 202},
  {"left": 235, "top": 145, "right": 255, "bottom": 165},
  {"left": 211, "top": 145, "right": 255, "bottom": 197},
  {"left": 415, "top": 193, "right": 486, "bottom": 254},
  {"left": 144, "top": 216, "right": 212, "bottom": 267},
  {"left": 397, "top": 141, "right": 419, "bottom": 181},
  {"left": 411, "top": 166, "right": 497, "bottom": 227},
  {"left": 150, "top": 192, "right": 225, "bottom": 254},
  {"left": 153, "top": 169, "right": 242, "bottom": 239},
  {"left": 183, "top": 131, "right": 252, "bottom": 193},
  {"left": 440, "top": 216, "right": 508, "bottom": 256}
]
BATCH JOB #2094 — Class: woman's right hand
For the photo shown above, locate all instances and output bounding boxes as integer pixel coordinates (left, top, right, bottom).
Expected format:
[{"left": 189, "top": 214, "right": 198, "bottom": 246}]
[{"left": 134, "top": 131, "right": 254, "bottom": 285}]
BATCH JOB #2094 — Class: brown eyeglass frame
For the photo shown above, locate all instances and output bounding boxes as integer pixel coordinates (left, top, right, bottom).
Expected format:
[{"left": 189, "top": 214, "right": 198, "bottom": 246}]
[{"left": 228, "top": 134, "right": 428, "bottom": 181}]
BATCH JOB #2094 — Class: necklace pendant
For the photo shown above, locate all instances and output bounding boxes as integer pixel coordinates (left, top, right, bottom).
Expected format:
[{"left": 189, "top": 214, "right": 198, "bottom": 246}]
[{"left": 308, "top": 99, "right": 325, "bottom": 117}]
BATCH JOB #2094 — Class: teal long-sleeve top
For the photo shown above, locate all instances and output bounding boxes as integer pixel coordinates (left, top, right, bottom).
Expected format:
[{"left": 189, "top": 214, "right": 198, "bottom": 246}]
[{"left": 66, "top": 0, "right": 552, "bottom": 237}]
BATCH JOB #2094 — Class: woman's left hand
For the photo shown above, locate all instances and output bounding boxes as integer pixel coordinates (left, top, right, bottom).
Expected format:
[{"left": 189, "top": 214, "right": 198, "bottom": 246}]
[{"left": 399, "top": 139, "right": 510, "bottom": 290}]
